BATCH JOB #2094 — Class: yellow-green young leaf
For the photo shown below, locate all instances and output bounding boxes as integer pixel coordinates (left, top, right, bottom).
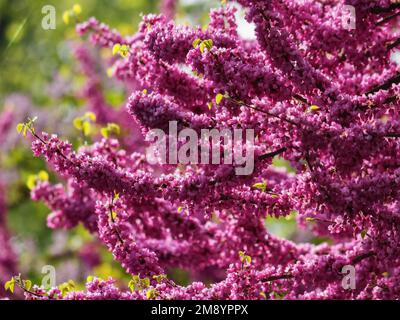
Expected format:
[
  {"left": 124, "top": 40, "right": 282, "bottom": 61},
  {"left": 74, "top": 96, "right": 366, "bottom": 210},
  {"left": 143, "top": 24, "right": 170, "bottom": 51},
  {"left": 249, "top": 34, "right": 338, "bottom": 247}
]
[
  {"left": 26, "top": 175, "right": 37, "bottom": 190},
  {"left": 84, "top": 112, "right": 96, "bottom": 122},
  {"left": 111, "top": 211, "right": 117, "bottom": 221},
  {"left": 82, "top": 121, "right": 91, "bottom": 136},
  {"left": 153, "top": 274, "right": 166, "bottom": 283},
  {"left": 207, "top": 102, "right": 213, "bottom": 110},
  {"left": 38, "top": 171, "right": 49, "bottom": 181},
  {"left": 309, "top": 105, "right": 320, "bottom": 112},
  {"left": 132, "top": 275, "right": 140, "bottom": 284},
  {"left": 177, "top": 206, "right": 184, "bottom": 213},
  {"left": 73, "top": 117, "right": 83, "bottom": 130},
  {"left": 67, "top": 280, "right": 76, "bottom": 289},
  {"left": 128, "top": 280, "right": 136, "bottom": 292},
  {"left": 382, "top": 272, "right": 389, "bottom": 278},
  {"left": 199, "top": 42, "right": 206, "bottom": 54},
  {"left": 86, "top": 275, "right": 94, "bottom": 283},
  {"left": 142, "top": 89, "right": 148, "bottom": 95},
  {"left": 62, "top": 11, "right": 70, "bottom": 25},
  {"left": 16, "top": 123, "right": 24, "bottom": 134},
  {"left": 108, "top": 123, "right": 120, "bottom": 135},
  {"left": 23, "top": 125, "right": 28, "bottom": 137},
  {"left": 245, "top": 255, "right": 252, "bottom": 264},
  {"left": 24, "top": 280, "right": 32, "bottom": 291},
  {"left": 260, "top": 292, "right": 267, "bottom": 299},
  {"left": 101, "top": 127, "right": 109, "bottom": 138},
  {"left": 59, "top": 283, "right": 70, "bottom": 295},
  {"left": 119, "top": 45, "right": 129, "bottom": 58},
  {"left": 192, "top": 38, "right": 201, "bottom": 48},
  {"left": 203, "top": 39, "right": 213, "bottom": 50},
  {"left": 141, "top": 277, "right": 150, "bottom": 288},
  {"left": 215, "top": 93, "right": 224, "bottom": 105},
  {"left": 361, "top": 230, "right": 367, "bottom": 239},
  {"left": 72, "top": 4, "right": 82, "bottom": 15},
  {"left": 112, "top": 44, "right": 121, "bottom": 55},
  {"left": 305, "top": 217, "right": 316, "bottom": 222},
  {"left": 273, "top": 291, "right": 286, "bottom": 300},
  {"left": 5, "top": 277, "right": 15, "bottom": 293},
  {"left": 146, "top": 289, "right": 156, "bottom": 299},
  {"left": 114, "top": 191, "right": 120, "bottom": 201},
  {"left": 252, "top": 181, "right": 267, "bottom": 192}
]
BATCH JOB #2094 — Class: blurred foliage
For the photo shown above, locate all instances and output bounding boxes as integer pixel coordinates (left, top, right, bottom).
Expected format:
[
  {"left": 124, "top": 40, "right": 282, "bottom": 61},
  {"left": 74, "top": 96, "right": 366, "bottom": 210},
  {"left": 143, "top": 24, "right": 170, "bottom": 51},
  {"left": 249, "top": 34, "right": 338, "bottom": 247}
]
[{"left": 0, "top": 0, "right": 158, "bottom": 103}]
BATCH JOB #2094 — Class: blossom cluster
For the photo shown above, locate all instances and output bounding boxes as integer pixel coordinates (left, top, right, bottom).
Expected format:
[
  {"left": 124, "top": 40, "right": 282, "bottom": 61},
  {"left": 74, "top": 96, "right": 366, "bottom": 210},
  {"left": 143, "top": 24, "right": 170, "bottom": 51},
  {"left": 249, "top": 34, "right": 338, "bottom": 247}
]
[{"left": 14, "top": 0, "right": 400, "bottom": 299}]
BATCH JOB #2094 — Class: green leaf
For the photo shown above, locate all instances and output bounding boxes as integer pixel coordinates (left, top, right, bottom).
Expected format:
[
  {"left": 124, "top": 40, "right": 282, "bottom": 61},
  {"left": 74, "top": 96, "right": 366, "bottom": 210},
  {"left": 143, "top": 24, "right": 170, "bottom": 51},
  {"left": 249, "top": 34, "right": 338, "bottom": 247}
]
[
  {"left": 192, "top": 38, "right": 201, "bottom": 49},
  {"left": 111, "top": 211, "right": 117, "bottom": 221},
  {"left": 199, "top": 42, "right": 206, "bottom": 54},
  {"left": 108, "top": 123, "right": 120, "bottom": 135},
  {"left": 101, "top": 127, "right": 109, "bottom": 138},
  {"left": 82, "top": 121, "right": 91, "bottom": 136},
  {"left": 67, "top": 280, "right": 76, "bottom": 289},
  {"left": 273, "top": 291, "right": 286, "bottom": 300},
  {"left": 203, "top": 39, "right": 213, "bottom": 50},
  {"left": 73, "top": 117, "right": 83, "bottom": 130},
  {"left": 72, "top": 4, "right": 82, "bottom": 15},
  {"left": 252, "top": 181, "right": 267, "bottom": 192},
  {"left": 16, "top": 123, "right": 24, "bottom": 134},
  {"left": 84, "top": 112, "right": 96, "bottom": 122},
  {"left": 361, "top": 230, "right": 367, "bottom": 239},
  {"left": 309, "top": 105, "right": 320, "bottom": 112},
  {"left": 62, "top": 11, "right": 70, "bottom": 25},
  {"left": 26, "top": 175, "right": 37, "bottom": 190},
  {"left": 112, "top": 44, "right": 121, "bottom": 55},
  {"left": 215, "top": 93, "right": 224, "bottom": 105},
  {"left": 24, "top": 280, "right": 32, "bottom": 291},
  {"left": 141, "top": 277, "right": 150, "bottom": 288},
  {"left": 153, "top": 274, "right": 166, "bottom": 283},
  {"left": 38, "top": 171, "right": 49, "bottom": 181},
  {"left": 128, "top": 280, "right": 136, "bottom": 292},
  {"left": 119, "top": 45, "right": 129, "bottom": 58},
  {"left": 146, "top": 288, "right": 156, "bottom": 299},
  {"left": 5, "top": 277, "right": 15, "bottom": 293}
]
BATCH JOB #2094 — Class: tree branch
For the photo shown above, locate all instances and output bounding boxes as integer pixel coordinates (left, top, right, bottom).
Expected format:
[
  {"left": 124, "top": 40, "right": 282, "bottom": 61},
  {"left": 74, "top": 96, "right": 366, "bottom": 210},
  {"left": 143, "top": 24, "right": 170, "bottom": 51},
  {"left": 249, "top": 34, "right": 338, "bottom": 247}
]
[
  {"left": 371, "top": 3, "right": 400, "bottom": 14},
  {"left": 259, "top": 147, "right": 287, "bottom": 160},
  {"left": 365, "top": 73, "right": 400, "bottom": 95}
]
